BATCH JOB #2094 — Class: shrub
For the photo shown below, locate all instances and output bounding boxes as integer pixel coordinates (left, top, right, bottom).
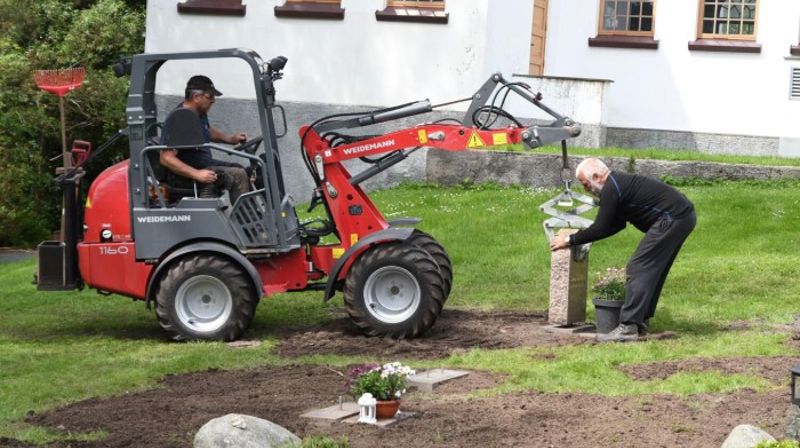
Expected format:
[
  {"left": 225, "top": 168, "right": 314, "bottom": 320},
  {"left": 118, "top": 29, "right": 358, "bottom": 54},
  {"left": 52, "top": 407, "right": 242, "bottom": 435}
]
[{"left": 0, "top": 0, "right": 143, "bottom": 246}]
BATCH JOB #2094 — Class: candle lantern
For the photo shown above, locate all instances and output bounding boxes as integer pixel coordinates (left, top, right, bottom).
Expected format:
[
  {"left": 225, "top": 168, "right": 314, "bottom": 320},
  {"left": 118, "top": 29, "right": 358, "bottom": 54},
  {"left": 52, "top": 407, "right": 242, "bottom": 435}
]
[{"left": 358, "top": 393, "right": 377, "bottom": 424}]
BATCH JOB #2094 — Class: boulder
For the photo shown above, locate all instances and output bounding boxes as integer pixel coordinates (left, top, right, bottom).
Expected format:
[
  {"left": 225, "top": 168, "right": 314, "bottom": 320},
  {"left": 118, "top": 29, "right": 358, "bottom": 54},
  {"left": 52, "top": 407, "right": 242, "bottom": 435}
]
[
  {"left": 721, "top": 424, "right": 775, "bottom": 448},
  {"left": 194, "top": 413, "right": 300, "bottom": 448}
]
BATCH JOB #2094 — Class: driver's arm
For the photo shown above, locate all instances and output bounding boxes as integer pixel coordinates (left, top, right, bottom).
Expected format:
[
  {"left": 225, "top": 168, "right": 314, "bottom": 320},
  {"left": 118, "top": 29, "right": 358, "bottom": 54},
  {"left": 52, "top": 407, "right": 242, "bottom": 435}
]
[
  {"left": 160, "top": 149, "right": 217, "bottom": 184},
  {"left": 210, "top": 126, "right": 247, "bottom": 145}
]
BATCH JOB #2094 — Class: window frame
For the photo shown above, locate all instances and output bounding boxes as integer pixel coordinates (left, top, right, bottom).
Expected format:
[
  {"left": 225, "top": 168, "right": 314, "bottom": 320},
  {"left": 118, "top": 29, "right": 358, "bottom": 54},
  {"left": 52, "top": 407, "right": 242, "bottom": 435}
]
[
  {"left": 274, "top": 0, "right": 345, "bottom": 20},
  {"left": 387, "top": 0, "right": 445, "bottom": 9},
  {"left": 695, "top": 0, "right": 759, "bottom": 41},
  {"left": 596, "top": 0, "right": 657, "bottom": 38}
]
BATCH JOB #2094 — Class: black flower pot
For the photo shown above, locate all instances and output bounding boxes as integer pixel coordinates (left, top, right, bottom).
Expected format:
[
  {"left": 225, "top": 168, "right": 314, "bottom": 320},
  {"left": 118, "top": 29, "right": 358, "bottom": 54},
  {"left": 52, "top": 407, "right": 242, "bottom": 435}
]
[{"left": 592, "top": 298, "right": 623, "bottom": 334}]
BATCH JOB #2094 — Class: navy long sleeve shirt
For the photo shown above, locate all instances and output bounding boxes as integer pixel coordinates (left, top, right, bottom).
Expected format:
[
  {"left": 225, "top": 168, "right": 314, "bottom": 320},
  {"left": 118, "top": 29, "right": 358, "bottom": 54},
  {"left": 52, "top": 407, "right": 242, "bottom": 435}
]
[{"left": 570, "top": 172, "right": 694, "bottom": 246}]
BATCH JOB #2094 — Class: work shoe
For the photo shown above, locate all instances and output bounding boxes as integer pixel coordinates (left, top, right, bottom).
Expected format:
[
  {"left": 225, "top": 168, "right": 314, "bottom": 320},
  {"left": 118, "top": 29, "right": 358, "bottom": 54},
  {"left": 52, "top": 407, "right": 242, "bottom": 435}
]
[
  {"left": 638, "top": 319, "right": 650, "bottom": 336},
  {"left": 597, "top": 323, "right": 640, "bottom": 343}
]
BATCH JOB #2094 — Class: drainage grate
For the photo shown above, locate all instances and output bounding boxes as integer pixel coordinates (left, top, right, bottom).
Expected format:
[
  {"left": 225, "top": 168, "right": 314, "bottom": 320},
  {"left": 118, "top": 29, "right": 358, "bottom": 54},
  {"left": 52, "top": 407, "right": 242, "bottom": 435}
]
[{"left": 791, "top": 67, "right": 800, "bottom": 100}]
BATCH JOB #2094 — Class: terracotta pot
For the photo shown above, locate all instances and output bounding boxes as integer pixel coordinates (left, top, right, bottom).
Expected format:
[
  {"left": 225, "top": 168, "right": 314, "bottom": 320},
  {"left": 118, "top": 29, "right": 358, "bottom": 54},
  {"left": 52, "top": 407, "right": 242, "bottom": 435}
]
[{"left": 376, "top": 399, "right": 400, "bottom": 419}]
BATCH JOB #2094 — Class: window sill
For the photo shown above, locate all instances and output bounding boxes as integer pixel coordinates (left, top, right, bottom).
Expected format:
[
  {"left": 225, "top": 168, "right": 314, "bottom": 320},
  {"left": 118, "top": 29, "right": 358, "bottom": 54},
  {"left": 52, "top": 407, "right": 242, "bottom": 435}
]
[
  {"left": 177, "top": 0, "right": 246, "bottom": 16},
  {"left": 375, "top": 7, "right": 448, "bottom": 24},
  {"left": 588, "top": 35, "right": 658, "bottom": 50},
  {"left": 274, "top": 2, "right": 345, "bottom": 20},
  {"left": 688, "top": 39, "right": 761, "bottom": 54},
  {"left": 791, "top": 45, "right": 800, "bottom": 57}
]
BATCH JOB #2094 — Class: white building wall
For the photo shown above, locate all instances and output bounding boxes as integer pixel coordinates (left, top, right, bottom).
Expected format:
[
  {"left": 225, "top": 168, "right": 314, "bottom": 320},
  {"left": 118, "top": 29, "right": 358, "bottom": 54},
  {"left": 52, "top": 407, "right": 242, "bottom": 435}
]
[
  {"left": 146, "top": 0, "right": 533, "bottom": 109},
  {"left": 546, "top": 0, "right": 800, "bottom": 142}
]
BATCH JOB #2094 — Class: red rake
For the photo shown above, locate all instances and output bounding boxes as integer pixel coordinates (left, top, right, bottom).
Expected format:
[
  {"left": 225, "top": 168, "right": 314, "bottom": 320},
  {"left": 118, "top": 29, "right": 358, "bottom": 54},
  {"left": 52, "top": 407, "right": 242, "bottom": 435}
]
[{"left": 34, "top": 67, "right": 85, "bottom": 170}]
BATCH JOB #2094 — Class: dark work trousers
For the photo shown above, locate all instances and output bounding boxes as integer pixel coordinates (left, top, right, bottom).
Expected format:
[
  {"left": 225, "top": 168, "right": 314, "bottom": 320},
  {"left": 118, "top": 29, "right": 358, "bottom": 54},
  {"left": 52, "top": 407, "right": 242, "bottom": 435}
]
[{"left": 621, "top": 211, "right": 697, "bottom": 325}]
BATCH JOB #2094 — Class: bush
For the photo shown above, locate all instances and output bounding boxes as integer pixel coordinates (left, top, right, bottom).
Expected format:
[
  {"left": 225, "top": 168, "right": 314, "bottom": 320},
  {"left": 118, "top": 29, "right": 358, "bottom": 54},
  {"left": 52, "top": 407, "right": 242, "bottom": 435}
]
[
  {"left": 755, "top": 440, "right": 800, "bottom": 448},
  {"left": 0, "top": 0, "right": 144, "bottom": 246}
]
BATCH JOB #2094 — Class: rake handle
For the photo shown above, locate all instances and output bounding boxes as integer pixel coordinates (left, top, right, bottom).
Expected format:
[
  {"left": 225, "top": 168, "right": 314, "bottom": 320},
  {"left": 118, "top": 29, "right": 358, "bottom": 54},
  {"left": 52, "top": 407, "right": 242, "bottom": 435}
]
[{"left": 59, "top": 96, "right": 71, "bottom": 170}]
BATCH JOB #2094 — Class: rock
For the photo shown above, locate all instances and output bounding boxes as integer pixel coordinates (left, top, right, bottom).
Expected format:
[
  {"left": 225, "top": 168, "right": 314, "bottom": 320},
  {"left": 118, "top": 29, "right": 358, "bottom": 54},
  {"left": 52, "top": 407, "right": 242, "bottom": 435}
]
[
  {"left": 194, "top": 413, "right": 300, "bottom": 448},
  {"left": 721, "top": 424, "right": 775, "bottom": 448},
  {"left": 786, "top": 403, "right": 800, "bottom": 440}
]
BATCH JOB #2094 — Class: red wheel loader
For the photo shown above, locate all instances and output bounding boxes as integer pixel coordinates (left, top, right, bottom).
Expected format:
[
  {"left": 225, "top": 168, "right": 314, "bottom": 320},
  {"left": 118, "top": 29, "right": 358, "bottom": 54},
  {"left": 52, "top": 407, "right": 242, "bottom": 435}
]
[{"left": 35, "top": 49, "right": 581, "bottom": 341}]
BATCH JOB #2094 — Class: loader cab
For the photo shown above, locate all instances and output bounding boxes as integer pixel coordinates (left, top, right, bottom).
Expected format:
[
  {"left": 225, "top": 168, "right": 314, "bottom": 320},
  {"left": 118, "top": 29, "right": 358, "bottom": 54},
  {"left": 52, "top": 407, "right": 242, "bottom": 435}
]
[{"left": 124, "top": 49, "right": 300, "bottom": 261}]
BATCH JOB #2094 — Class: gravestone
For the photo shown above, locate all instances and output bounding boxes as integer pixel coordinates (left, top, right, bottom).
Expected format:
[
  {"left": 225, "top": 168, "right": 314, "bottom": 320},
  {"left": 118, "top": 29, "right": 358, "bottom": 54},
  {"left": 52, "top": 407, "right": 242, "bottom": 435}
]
[{"left": 548, "top": 229, "right": 588, "bottom": 326}]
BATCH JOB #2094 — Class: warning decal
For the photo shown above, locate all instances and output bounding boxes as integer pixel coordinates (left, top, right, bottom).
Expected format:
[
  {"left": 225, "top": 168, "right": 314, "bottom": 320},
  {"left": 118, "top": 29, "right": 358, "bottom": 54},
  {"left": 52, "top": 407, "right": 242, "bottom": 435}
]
[
  {"left": 467, "top": 131, "right": 486, "bottom": 148},
  {"left": 492, "top": 133, "right": 508, "bottom": 145},
  {"left": 418, "top": 129, "right": 428, "bottom": 144}
]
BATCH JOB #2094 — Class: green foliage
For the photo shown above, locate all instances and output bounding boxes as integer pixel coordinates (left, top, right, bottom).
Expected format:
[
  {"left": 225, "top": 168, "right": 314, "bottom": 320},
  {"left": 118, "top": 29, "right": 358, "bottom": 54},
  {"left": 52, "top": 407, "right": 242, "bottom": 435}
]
[
  {"left": 756, "top": 440, "right": 800, "bottom": 448},
  {"left": 591, "top": 267, "right": 626, "bottom": 301},
  {"left": 299, "top": 435, "right": 349, "bottom": 448},
  {"left": 347, "top": 362, "right": 415, "bottom": 401},
  {"left": 0, "top": 0, "right": 143, "bottom": 246}
]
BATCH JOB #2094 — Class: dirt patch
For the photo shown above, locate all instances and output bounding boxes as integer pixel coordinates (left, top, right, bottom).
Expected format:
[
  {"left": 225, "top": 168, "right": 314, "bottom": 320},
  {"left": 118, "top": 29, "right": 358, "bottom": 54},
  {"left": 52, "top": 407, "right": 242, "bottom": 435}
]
[
  {"left": 11, "top": 311, "right": 798, "bottom": 447},
  {"left": 24, "top": 361, "right": 792, "bottom": 448},
  {"left": 275, "top": 309, "right": 590, "bottom": 359},
  {"left": 619, "top": 356, "right": 796, "bottom": 385}
]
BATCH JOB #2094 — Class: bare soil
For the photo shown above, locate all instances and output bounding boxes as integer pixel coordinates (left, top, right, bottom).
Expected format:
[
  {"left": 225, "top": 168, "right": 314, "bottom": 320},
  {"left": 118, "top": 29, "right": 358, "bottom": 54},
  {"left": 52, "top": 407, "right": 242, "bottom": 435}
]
[{"left": 7, "top": 310, "right": 798, "bottom": 448}]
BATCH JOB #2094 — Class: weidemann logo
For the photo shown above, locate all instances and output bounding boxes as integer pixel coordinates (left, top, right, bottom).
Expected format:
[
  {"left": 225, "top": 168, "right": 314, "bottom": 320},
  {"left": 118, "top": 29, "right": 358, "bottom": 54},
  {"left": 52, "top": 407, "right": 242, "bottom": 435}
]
[
  {"left": 137, "top": 215, "right": 191, "bottom": 223},
  {"left": 342, "top": 139, "right": 395, "bottom": 156}
]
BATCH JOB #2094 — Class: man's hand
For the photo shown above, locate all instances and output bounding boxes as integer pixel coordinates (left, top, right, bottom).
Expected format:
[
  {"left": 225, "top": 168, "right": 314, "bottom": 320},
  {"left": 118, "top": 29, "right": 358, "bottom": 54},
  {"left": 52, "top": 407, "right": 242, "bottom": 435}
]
[
  {"left": 195, "top": 169, "right": 218, "bottom": 184},
  {"left": 549, "top": 233, "right": 570, "bottom": 251},
  {"left": 229, "top": 132, "right": 247, "bottom": 145}
]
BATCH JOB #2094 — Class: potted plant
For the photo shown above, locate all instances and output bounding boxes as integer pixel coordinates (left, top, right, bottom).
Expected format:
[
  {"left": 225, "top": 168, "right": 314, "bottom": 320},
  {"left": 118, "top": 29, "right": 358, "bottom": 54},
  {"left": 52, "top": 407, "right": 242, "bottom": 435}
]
[
  {"left": 348, "top": 362, "right": 415, "bottom": 419},
  {"left": 592, "top": 267, "right": 626, "bottom": 334}
]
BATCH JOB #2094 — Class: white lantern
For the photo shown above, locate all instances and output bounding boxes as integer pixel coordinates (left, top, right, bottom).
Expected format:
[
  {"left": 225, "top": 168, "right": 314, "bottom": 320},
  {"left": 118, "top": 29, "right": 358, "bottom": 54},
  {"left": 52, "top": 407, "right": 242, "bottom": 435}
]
[{"left": 358, "top": 393, "right": 377, "bottom": 424}]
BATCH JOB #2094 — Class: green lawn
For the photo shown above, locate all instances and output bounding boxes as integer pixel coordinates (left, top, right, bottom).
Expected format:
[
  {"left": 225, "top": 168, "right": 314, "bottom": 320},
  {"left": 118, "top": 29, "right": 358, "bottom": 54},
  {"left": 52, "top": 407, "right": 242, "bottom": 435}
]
[
  {"left": 1, "top": 180, "right": 799, "bottom": 443},
  {"left": 535, "top": 145, "right": 800, "bottom": 167}
]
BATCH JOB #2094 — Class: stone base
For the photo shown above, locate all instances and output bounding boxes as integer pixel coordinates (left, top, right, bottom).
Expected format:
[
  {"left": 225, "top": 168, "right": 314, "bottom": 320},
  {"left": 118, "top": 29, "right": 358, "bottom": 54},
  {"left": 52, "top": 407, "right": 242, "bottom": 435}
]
[
  {"left": 300, "top": 402, "right": 359, "bottom": 420},
  {"left": 407, "top": 369, "right": 470, "bottom": 392},
  {"left": 343, "top": 411, "right": 417, "bottom": 427},
  {"left": 542, "top": 324, "right": 677, "bottom": 341}
]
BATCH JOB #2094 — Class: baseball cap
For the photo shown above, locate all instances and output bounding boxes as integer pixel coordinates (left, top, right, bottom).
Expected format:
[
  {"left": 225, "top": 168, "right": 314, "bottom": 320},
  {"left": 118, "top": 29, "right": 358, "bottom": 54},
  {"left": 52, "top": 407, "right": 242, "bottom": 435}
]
[{"left": 186, "top": 75, "right": 223, "bottom": 96}]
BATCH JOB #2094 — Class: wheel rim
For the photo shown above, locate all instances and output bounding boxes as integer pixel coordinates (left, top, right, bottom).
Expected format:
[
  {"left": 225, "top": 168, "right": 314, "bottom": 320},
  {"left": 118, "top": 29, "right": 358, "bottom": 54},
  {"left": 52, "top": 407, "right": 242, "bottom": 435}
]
[
  {"left": 174, "top": 275, "right": 233, "bottom": 333},
  {"left": 363, "top": 266, "right": 421, "bottom": 324}
]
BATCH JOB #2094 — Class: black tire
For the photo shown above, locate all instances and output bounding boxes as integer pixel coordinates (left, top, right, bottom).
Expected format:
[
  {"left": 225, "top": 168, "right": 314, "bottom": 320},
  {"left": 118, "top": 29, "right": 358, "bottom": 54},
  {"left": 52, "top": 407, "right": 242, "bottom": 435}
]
[
  {"left": 343, "top": 242, "right": 446, "bottom": 339},
  {"left": 155, "top": 254, "right": 257, "bottom": 341},
  {"left": 406, "top": 230, "right": 453, "bottom": 300}
]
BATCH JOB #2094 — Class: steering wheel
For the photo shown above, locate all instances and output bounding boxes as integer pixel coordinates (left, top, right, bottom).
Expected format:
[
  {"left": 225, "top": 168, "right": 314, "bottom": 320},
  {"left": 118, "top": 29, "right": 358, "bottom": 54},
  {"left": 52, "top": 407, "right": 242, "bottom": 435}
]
[{"left": 233, "top": 136, "right": 263, "bottom": 155}]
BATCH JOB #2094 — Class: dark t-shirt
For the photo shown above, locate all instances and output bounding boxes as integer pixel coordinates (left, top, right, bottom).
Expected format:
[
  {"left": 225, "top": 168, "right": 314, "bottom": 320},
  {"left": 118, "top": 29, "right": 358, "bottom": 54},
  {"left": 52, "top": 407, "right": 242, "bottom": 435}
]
[
  {"left": 571, "top": 171, "right": 694, "bottom": 246},
  {"left": 161, "top": 105, "right": 213, "bottom": 169}
]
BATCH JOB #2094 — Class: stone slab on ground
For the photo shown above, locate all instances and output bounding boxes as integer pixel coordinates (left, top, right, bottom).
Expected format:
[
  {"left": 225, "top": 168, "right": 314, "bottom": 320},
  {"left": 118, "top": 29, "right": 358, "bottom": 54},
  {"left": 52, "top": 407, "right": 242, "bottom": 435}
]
[
  {"left": 548, "top": 229, "right": 588, "bottom": 326},
  {"left": 542, "top": 324, "right": 677, "bottom": 341},
  {"left": 300, "top": 402, "right": 359, "bottom": 420},
  {"left": 407, "top": 369, "right": 470, "bottom": 392},
  {"left": 343, "top": 411, "right": 417, "bottom": 428}
]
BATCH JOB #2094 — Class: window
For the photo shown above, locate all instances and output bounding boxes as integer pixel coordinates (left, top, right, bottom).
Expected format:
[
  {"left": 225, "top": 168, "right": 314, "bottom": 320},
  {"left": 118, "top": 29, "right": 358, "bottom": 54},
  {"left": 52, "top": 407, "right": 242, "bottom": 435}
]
[
  {"left": 387, "top": 0, "right": 445, "bottom": 7},
  {"left": 698, "top": 0, "right": 758, "bottom": 40},
  {"left": 377, "top": 0, "right": 447, "bottom": 24},
  {"left": 589, "top": 0, "right": 658, "bottom": 49},
  {"left": 274, "top": 0, "right": 344, "bottom": 20},
  {"left": 598, "top": 0, "right": 655, "bottom": 36},
  {"left": 689, "top": 0, "right": 760, "bottom": 53}
]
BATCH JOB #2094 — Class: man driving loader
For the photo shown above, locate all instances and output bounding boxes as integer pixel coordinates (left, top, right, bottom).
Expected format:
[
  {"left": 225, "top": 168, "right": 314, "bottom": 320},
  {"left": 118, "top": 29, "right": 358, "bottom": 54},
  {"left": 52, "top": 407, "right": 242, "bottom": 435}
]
[{"left": 159, "top": 75, "right": 250, "bottom": 204}]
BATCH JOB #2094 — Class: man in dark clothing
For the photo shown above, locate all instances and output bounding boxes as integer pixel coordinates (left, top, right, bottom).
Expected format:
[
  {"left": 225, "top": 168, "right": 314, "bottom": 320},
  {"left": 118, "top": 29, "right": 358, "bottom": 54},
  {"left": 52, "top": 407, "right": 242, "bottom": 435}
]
[
  {"left": 160, "top": 75, "right": 250, "bottom": 204},
  {"left": 549, "top": 158, "right": 696, "bottom": 342}
]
